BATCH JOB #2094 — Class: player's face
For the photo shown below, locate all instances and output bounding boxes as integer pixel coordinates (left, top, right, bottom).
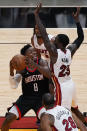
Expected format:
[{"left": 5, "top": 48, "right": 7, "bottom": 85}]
[
  {"left": 35, "top": 25, "right": 42, "bottom": 38},
  {"left": 25, "top": 47, "right": 39, "bottom": 61}
]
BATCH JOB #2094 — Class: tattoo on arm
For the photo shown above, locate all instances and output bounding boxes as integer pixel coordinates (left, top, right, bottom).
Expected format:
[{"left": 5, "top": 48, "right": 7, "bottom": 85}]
[
  {"left": 35, "top": 14, "right": 57, "bottom": 63},
  {"left": 48, "top": 114, "right": 55, "bottom": 125}
]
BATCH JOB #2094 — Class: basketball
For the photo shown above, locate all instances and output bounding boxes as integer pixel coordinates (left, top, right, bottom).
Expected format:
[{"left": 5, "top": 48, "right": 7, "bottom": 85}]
[{"left": 11, "top": 54, "right": 27, "bottom": 71}]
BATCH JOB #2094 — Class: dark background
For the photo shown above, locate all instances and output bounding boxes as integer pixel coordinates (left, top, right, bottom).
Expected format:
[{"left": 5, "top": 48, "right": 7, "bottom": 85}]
[
  {"left": 0, "top": 7, "right": 87, "bottom": 28},
  {"left": 0, "top": 0, "right": 87, "bottom": 7}
]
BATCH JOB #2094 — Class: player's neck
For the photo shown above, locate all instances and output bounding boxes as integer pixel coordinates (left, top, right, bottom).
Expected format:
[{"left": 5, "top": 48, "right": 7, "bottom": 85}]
[
  {"left": 46, "top": 104, "right": 55, "bottom": 110},
  {"left": 57, "top": 43, "right": 65, "bottom": 51},
  {"left": 26, "top": 57, "right": 39, "bottom": 72},
  {"left": 58, "top": 46, "right": 66, "bottom": 52},
  {"left": 26, "top": 66, "right": 36, "bottom": 72}
]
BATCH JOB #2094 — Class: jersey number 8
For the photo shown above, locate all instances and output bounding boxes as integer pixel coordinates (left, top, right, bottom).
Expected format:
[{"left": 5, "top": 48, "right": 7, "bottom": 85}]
[{"left": 34, "top": 83, "right": 38, "bottom": 92}]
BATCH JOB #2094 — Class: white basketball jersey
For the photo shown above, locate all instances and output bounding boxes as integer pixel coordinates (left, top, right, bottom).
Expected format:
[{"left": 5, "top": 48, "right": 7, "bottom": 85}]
[
  {"left": 46, "top": 105, "right": 78, "bottom": 131},
  {"left": 33, "top": 34, "right": 54, "bottom": 63},
  {"left": 53, "top": 49, "right": 72, "bottom": 84}
]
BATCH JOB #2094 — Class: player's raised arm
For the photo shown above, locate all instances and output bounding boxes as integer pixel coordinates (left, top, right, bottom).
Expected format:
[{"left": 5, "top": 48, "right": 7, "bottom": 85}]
[
  {"left": 31, "top": 26, "right": 35, "bottom": 47},
  {"left": 34, "top": 3, "right": 57, "bottom": 64},
  {"left": 67, "top": 7, "right": 84, "bottom": 57}
]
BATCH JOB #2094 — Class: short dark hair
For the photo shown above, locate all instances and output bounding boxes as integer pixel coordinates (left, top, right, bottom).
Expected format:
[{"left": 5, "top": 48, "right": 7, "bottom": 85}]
[
  {"left": 20, "top": 44, "right": 31, "bottom": 55},
  {"left": 56, "top": 34, "right": 69, "bottom": 47},
  {"left": 42, "top": 93, "right": 54, "bottom": 106}
]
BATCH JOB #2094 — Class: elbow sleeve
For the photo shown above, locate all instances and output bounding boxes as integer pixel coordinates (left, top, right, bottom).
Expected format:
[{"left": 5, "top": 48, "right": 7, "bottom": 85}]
[
  {"left": 76, "top": 22, "right": 84, "bottom": 48},
  {"left": 9, "top": 74, "right": 22, "bottom": 89},
  {"left": 76, "top": 22, "right": 84, "bottom": 40}
]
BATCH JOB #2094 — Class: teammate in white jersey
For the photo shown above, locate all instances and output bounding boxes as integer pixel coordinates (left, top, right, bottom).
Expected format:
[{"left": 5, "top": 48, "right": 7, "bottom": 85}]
[
  {"left": 39, "top": 93, "right": 87, "bottom": 131},
  {"left": 31, "top": 24, "right": 55, "bottom": 64},
  {"left": 34, "top": 4, "right": 87, "bottom": 126}
]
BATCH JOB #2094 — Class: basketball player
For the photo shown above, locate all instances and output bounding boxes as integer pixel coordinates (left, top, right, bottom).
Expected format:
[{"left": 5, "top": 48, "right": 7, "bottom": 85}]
[
  {"left": 31, "top": 24, "right": 55, "bottom": 64},
  {"left": 1, "top": 44, "right": 51, "bottom": 131},
  {"left": 39, "top": 93, "right": 87, "bottom": 131},
  {"left": 34, "top": 3, "right": 87, "bottom": 125}
]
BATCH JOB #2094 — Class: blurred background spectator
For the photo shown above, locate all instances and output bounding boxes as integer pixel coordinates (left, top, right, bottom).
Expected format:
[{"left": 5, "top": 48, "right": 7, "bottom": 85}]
[{"left": 0, "top": 7, "right": 87, "bottom": 28}]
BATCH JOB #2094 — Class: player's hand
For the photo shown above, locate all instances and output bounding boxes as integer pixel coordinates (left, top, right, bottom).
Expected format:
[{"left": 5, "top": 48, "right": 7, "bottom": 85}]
[
  {"left": 72, "top": 7, "right": 80, "bottom": 22},
  {"left": 34, "top": 3, "right": 42, "bottom": 15}
]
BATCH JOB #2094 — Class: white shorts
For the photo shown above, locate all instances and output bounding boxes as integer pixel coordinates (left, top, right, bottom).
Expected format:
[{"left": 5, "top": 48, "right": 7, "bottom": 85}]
[
  {"left": 9, "top": 105, "right": 19, "bottom": 119},
  {"left": 60, "top": 79, "right": 77, "bottom": 109}
]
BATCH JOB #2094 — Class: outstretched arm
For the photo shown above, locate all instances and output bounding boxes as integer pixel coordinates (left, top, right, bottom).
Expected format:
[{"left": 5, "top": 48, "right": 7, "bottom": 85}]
[
  {"left": 31, "top": 27, "right": 35, "bottom": 48},
  {"left": 34, "top": 3, "right": 57, "bottom": 64},
  {"left": 67, "top": 7, "right": 84, "bottom": 57},
  {"left": 71, "top": 107, "right": 87, "bottom": 125},
  {"left": 72, "top": 112, "right": 87, "bottom": 131}
]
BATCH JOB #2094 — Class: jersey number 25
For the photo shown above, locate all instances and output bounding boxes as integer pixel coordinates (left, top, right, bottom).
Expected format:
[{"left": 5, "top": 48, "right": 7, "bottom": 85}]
[{"left": 59, "top": 65, "right": 70, "bottom": 77}]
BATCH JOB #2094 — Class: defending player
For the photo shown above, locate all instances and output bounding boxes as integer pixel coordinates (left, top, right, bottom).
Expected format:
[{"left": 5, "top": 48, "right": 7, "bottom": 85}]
[
  {"left": 39, "top": 93, "right": 87, "bottom": 131},
  {"left": 1, "top": 44, "right": 51, "bottom": 131},
  {"left": 34, "top": 3, "right": 87, "bottom": 125},
  {"left": 31, "top": 24, "right": 55, "bottom": 65}
]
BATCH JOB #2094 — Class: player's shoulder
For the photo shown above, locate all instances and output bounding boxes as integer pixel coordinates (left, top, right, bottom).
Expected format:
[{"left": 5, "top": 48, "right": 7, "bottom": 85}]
[
  {"left": 66, "top": 48, "right": 72, "bottom": 54},
  {"left": 67, "top": 44, "right": 78, "bottom": 56},
  {"left": 41, "top": 113, "right": 55, "bottom": 125}
]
